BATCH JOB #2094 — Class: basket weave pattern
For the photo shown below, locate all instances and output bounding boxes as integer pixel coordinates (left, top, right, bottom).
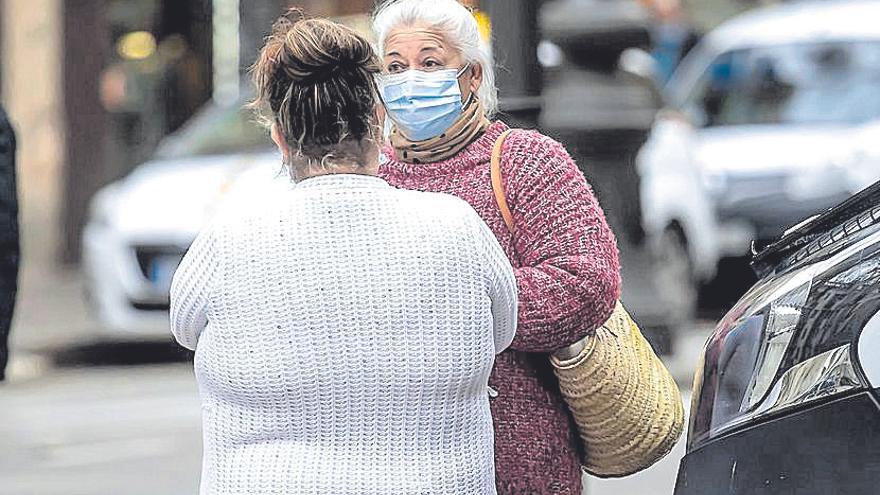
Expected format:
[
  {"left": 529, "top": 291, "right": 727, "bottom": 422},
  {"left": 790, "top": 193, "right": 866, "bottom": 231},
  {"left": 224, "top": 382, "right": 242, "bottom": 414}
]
[{"left": 551, "top": 302, "right": 685, "bottom": 478}]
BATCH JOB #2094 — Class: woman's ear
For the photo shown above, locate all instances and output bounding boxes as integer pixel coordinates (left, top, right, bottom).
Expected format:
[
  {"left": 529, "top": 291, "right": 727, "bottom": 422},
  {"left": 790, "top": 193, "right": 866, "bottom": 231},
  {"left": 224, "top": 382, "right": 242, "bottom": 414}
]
[
  {"left": 469, "top": 63, "right": 484, "bottom": 95},
  {"left": 270, "top": 123, "right": 290, "bottom": 158},
  {"left": 374, "top": 104, "right": 390, "bottom": 143},
  {"left": 375, "top": 104, "right": 387, "bottom": 128}
]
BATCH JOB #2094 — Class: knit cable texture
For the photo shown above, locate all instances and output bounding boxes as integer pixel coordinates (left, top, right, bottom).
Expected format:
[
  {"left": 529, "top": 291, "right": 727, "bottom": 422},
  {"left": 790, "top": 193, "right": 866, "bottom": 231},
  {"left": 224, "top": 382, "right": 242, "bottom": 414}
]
[{"left": 171, "top": 174, "right": 517, "bottom": 495}]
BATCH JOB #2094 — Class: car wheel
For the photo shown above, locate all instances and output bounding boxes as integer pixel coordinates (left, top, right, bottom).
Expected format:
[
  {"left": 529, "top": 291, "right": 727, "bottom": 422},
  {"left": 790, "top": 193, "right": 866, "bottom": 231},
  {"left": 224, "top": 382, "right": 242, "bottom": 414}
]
[
  {"left": 698, "top": 256, "right": 758, "bottom": 314},
  {"left": 643, "top": 324, "right": 675, "bottom": 356},
  {"left": 654, "top": 228, "right": 698, "bottom": 329}
]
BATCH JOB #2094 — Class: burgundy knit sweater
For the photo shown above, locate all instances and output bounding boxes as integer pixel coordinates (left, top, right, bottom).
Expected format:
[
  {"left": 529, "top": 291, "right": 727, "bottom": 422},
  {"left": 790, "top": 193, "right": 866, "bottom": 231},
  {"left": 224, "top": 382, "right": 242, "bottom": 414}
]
[{"left": 379, "top": 121, "right": 622, "bottom": 494}]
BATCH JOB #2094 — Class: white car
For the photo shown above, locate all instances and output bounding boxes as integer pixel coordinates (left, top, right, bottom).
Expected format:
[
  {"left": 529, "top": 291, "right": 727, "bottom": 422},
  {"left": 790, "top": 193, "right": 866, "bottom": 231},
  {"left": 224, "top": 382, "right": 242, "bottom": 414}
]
[
  {"left": 638, "top": 0, "right": 880, "bottom": 290},
  {"left": 83, "top": 98, "right": 286, "bottom": 339}
]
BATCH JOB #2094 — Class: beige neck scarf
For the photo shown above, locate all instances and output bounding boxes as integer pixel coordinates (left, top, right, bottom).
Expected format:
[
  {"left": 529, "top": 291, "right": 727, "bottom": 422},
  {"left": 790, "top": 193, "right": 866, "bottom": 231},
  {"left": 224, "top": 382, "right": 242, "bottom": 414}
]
[{"left": 389, "top": 96, "right": 491, "bottom": 164}]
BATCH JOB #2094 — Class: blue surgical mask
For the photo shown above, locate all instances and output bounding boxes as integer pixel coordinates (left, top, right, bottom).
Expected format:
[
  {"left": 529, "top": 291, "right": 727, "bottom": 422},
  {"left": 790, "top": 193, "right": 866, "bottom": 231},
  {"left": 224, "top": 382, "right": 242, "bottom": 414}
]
[{"left": 378, "top": 65, "right": 470, "bottom": 142}]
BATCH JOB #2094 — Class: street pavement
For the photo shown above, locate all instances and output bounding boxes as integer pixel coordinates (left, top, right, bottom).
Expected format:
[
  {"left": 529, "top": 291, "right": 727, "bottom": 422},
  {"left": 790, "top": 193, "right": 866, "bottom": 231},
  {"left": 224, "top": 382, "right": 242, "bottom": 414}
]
[{"left": 0, "top": 364, "right": 202, "bottom": 495}]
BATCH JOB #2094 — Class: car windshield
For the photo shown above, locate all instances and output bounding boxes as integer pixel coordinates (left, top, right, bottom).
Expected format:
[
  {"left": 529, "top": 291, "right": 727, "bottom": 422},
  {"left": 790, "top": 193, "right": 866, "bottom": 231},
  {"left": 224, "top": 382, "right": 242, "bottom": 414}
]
[
  {"left": 154, "top": 99, "right": 271, "bottom": 159},
  {"left": 688, "top": 40, "right": 880, "bottom": 127}
]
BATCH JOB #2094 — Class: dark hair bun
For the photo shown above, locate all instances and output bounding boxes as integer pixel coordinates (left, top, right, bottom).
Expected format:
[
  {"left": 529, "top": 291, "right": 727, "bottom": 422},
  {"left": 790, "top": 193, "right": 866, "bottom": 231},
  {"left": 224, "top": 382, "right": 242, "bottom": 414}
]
[
  {"left": 269, "top": 9, "right": 377, "bottom": 84},
  {"left": 251, "top": 9, "right": 381, "bottom": 156}
]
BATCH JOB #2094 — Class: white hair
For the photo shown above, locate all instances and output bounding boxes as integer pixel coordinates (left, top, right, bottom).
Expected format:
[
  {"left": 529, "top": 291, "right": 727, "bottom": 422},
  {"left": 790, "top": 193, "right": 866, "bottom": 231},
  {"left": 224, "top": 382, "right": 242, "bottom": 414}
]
[{"left": 373, "top": 0, "right": 498, "bottom": 117}]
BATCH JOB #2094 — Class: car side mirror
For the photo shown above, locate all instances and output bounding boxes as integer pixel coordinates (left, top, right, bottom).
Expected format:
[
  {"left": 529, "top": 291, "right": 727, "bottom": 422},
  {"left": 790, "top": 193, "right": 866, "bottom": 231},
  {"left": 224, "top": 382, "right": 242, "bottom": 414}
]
[{"left": 618, "top": 48, "right": 665, "bottom": 108}]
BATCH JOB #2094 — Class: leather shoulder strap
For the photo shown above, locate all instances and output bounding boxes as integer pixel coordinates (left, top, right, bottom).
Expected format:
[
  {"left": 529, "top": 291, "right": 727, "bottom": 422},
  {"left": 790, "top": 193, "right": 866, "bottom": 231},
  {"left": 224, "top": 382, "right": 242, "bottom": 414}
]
[{"left": 490, "top": 129, "right": 516, "bottom": 233}]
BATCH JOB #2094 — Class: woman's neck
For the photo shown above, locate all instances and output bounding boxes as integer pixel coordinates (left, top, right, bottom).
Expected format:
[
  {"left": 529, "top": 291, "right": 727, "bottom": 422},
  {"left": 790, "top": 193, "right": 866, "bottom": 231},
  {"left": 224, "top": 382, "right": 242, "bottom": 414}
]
[
  {"left": 289, "top": 143, "right": 381, "bottom": 182},
  {"left": 295, "top": 167, "right": 378, "bottom": 182}
]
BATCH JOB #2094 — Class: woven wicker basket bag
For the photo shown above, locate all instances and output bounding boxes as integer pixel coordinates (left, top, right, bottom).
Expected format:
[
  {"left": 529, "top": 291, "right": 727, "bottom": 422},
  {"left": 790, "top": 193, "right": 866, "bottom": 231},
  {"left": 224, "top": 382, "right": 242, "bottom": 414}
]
[{"left": 490, "top": 129, "right": 685, "bottom": 478}]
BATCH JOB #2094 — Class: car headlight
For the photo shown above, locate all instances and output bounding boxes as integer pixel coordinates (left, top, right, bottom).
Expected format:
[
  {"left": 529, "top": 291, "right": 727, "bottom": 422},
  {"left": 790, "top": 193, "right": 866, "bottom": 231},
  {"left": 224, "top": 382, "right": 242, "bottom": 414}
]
[
  {"left": 688, "top": 231, "right": 880, "bottom": 452},
  {"left": 88, "top": 204, "right": 112, "bottom": 229},
  {"left": 700, "top": 169, "right": 728, "bottom": 196},
  {"left": 839, "top": 148, "right": 880, "bottom": 194},
  {"left": 87, "top": 185, "right": 120, "bottom": 229}
]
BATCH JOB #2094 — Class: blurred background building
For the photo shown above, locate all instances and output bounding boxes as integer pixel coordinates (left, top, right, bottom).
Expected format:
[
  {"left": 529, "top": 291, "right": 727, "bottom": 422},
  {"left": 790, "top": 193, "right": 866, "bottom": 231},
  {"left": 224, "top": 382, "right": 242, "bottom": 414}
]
[
  {"left": 1, "top": 0, "right": 376, "bottom": 354},
  {"left": 2, "top": 0, "right": 374, "bottom": 269},
  {"left": 1, "top": 0, "right": 762, "bottom": 269}
]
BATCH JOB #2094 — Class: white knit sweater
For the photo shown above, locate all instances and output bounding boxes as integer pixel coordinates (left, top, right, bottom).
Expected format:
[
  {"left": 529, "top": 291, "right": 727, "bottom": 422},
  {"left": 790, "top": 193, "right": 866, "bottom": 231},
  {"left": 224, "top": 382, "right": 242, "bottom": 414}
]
[{"left": 170, "top": 174, "right": 517, "bottom": 495}]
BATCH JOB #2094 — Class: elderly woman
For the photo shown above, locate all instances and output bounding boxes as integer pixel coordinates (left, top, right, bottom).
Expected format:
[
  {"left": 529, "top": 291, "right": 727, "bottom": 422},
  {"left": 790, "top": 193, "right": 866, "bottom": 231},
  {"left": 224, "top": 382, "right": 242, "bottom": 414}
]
[
  {"left": 374, "top": 1, "right": 621, "bottom": 493},
  {"left": 170, "top": 11, "right": 517, "bottom": 494}
]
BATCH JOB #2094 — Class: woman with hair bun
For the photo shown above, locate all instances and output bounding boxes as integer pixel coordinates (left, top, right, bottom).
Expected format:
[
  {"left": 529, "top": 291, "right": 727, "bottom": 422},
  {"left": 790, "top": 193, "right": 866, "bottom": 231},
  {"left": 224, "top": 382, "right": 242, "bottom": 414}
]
[{"left": 170, "top": 10, "right": 517, "bottom": 495}]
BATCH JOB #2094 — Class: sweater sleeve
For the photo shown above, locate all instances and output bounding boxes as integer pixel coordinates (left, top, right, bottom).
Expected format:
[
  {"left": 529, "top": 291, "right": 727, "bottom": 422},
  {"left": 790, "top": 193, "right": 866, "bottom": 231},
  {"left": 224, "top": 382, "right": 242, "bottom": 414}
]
[
  {"left": 465, "top": 208, "right": 518, "bottom": 354},
  {"left": 170, "top": 223, "right": 217, "bottom": 350},
  {"left": 504, "top": 132, "right": 621, "bottom": 353}
]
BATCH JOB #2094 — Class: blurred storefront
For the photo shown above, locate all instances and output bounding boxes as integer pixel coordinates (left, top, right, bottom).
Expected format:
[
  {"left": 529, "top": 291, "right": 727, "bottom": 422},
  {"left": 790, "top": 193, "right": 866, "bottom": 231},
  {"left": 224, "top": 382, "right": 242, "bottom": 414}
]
[
  {"left": 1, "top": 0, "right": 214, "bottom": 266},
  {"left": 1, "top": 0, "right": 65, "bottom": 273},
  {"left": 0, "top": 0, "right": 375, "bottom": 268}
]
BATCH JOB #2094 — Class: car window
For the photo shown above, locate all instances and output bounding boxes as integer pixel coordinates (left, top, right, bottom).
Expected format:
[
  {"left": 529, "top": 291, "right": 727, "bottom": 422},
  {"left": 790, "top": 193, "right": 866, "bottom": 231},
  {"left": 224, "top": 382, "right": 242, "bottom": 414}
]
[
  {"left": 156, "top": 102, "right": 271, "bottom": 159},
  {"left": 680, "top": 50, "right": 733, "bottom": 125},
  {"left": 682, "top": 41, "right": 880, "bottom": 127}
]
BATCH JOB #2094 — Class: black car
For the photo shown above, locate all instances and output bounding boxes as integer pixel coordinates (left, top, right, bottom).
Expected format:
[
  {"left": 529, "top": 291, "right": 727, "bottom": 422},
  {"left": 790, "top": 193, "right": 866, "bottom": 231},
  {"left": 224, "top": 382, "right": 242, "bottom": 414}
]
[{"left": 675, "top": 181, "right": 880, "bottom": 494}]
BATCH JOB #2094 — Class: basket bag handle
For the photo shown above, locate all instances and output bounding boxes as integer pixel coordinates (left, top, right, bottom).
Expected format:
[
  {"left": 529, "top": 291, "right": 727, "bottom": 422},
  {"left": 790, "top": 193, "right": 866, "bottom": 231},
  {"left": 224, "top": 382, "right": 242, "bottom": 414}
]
[{"left": 490, "top": 129, "right": 516, "bottom": 234}]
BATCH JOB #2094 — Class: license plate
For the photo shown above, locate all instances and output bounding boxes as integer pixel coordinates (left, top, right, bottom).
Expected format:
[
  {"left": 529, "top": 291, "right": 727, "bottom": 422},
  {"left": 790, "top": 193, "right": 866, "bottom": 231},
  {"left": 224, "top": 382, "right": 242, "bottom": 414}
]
[{"left": 148, "top": 255, "right": 184, "bottom": 294}]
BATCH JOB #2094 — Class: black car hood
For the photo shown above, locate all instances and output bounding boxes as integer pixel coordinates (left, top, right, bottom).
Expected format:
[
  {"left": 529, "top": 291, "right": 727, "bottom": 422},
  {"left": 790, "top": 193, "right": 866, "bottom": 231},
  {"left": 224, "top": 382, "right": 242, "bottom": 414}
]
[{"left": 752, "top": 180, "right": 880, "bottom": 277}]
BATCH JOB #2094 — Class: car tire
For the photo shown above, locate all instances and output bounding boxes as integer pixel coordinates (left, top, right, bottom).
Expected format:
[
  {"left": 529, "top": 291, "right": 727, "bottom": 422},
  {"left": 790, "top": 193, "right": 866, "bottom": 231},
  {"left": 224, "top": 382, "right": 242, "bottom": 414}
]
[
  {"left": 643, "top": 324, "right": 675, "bottom": 356},
  {"left": 698, "top": 256, "right": 758, "bottom": 314},
  {"left": 654, "top": 228, "right": 698, "bottom": 330}
]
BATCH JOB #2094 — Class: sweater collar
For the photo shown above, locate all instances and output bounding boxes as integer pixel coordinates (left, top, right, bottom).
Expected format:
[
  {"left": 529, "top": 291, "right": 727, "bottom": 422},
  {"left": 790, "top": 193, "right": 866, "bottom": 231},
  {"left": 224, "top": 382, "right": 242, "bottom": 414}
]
[
  {"left": 381, "top": 120, "right": 510, "bottom": 176},
  {"left": 295, "top": 173, "right": 390, "bottom": 190}
]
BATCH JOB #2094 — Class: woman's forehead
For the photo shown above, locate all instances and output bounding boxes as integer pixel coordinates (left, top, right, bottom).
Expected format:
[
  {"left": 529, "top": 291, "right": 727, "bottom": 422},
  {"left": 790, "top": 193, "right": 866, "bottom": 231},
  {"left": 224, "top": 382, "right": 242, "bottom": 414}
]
[{"left": 384, "top": 25, "right": 453, "bottom": 58}]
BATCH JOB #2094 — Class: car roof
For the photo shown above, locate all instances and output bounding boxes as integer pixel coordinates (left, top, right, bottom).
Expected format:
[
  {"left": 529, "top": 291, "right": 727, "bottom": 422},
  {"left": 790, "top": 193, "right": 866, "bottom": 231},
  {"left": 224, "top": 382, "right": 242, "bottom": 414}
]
[
  {"left": 704, "top": 0, "right": 880, "bottom": 54},
  {"left": 665, "top": 0, "right": 880, "bottom": 106}
]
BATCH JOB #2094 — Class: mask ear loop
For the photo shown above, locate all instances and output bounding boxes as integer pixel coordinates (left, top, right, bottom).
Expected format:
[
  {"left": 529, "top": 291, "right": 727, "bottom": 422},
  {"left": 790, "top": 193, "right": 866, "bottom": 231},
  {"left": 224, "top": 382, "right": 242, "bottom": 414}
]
[
  {"left": 457, "top": 62, "right": 477, "bottom": 106},
  {"left": 374, "top": 76, "right": 396, "bottom": 139}
]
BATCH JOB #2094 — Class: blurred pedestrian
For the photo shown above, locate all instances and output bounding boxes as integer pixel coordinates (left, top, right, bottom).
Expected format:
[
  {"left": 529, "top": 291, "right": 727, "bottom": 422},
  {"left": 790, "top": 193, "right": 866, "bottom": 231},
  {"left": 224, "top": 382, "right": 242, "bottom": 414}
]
[
  {"left": 169, "top": 10, "right": 517, "bottom": 495},
  {"left": 0, "top": 106, "right": 18, "bottom": 382},
  {"left": 643, "top": 0, "right": 701, "bottom": 84},
  {"left": 373, "top": 1, "right": 621, "bottom": 493}
]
